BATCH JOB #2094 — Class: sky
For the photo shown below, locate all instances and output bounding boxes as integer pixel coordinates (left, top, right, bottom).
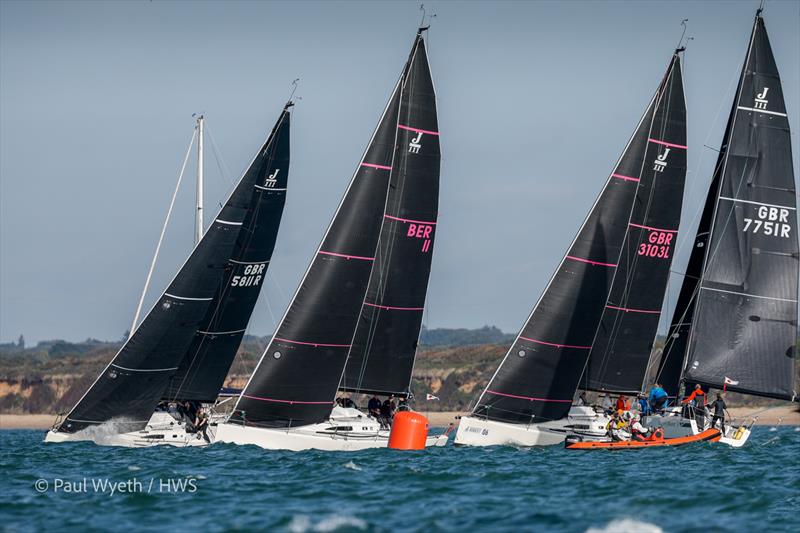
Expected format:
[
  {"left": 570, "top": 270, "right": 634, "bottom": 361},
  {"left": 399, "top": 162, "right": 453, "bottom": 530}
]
[{"left": 1, "top": 0, "right": 798, "bottom": 345}]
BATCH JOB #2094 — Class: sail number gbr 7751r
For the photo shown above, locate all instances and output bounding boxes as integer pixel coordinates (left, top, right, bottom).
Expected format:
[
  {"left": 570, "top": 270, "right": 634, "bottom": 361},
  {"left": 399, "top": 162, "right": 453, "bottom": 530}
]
[{"left": 743, "top": 205, "right": 793, "bottom": 238}]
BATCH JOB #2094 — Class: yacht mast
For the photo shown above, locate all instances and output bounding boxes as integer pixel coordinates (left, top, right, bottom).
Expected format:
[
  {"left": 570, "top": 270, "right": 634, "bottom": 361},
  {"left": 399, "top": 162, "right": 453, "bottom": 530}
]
[{"left": 195, "top": 114, "right": 205, "bottom": 244}]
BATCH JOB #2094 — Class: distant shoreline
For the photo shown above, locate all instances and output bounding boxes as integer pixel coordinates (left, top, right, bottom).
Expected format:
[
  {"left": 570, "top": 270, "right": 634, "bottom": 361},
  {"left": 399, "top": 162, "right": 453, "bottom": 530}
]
[{"left": 2, "top": 406, "right": 798, "bottom": 430}]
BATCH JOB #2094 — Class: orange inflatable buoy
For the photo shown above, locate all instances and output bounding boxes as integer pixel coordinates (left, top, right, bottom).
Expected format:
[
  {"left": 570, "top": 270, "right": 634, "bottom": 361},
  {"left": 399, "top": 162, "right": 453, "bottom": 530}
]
[{"left": 388, "top": 411, "right": 429, "bottom": 450}]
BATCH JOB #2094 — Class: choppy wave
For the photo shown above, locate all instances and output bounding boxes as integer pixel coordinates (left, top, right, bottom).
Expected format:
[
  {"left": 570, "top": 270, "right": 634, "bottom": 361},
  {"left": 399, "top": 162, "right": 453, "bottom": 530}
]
[{"left": 1, "top": 427, "right": 798, "bottom": 532}]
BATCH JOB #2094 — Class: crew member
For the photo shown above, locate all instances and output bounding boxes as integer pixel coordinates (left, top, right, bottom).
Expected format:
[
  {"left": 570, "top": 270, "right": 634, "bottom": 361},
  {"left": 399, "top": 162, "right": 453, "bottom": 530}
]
[
  {"left": 615, "top": 394, "right": 630, "bottom": 413},
  {"left": 710, "top": 394, "right": 727, "bottom": 434},
  {"left": 648, "top": 383, "right": 668, "bottom": 412}
]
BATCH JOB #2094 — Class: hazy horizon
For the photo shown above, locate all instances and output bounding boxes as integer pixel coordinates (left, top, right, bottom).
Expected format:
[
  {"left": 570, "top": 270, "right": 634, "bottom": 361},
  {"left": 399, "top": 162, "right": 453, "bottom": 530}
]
[{"left": 2, "top": 0, "right": 798, "bottom": 344}]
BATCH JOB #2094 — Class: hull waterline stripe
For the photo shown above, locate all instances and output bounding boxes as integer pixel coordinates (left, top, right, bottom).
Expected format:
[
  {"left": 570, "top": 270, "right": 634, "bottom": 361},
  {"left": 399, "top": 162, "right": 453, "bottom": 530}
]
[
  {"left": 230, "top": 259, "right": 270, "bottom": 265},
  {"left": 629, "top": 222, "right": 678, "bottom": 233},
  {"left": 241, "top": 394, "right": 332, "bottom": 405},
  {"left": 737, "top": 106, "right": 787, "bottom": 117},
  {"left": 360, "top": 162, "right": 393, "bottom": 170},
  {"left": 164, "top": 293, "right": 213, "bottom": 301},
  {"left": 519, "top": 336, "right": 592, "bottom": 350},
  {"left": 384, "top": 214, "right": 438, "bottom": 225},
  {"left": 364, "top": 302, "right": 425, "bottom": 311},
  {"left": 606, "top": 305, "right": 662, "bottom": 314},
  {"left": 612, "top": 173, "right": 640, "bottom": 183},
  {"left": 273, "top": 337, "right": 352, "bottom": 348},
  {"left": 197, "top": 328, "right": 247, "bottom": 335},
  {"left": 700, "top": 286, "right": 798, "bottom": 303},
  {"left": 648, "top": 138, "right": 688, "bottom": 150},
  {"left": 565, "top": 256, "right": 617, "bottom": 268},
  {"left": 486, "top": 390, "right": 572, "bottom": 403},
  {"left": 397, "top": 124, "right": 440, "bottom": 136},
  {"left": 216, "top": 219, "right": 243, "bottom": 226},
  {"left": 111, "top": 364, "right": 179, "bottom": 372},
  {"left": 254, "top": 184, "right": 287, "bottom": 191},
  {"left": 318, "top": 250, "right": 375, "bottom": 261},
  {"left": 718, "top": 196, "right": 796, "bottom": 211}
]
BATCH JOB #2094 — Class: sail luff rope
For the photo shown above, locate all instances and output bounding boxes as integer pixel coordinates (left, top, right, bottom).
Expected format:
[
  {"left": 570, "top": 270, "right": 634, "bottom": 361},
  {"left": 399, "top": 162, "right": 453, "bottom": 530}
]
[{"left": 130, "top": 129, "right": 197, "bottom": 335}]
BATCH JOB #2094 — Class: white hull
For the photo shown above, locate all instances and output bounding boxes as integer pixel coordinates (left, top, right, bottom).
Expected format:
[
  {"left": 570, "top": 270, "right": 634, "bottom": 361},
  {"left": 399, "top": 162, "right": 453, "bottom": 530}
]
[
  {"left": 644, "top": 407, "right": 752, "bottom": 448},
  {"left": 44, "top": 411, "right": 218, "bottom": 448},
  {"left": 454, "top": 406, "right": 609, "bottom": 447},
  {"left": 215, "top": 407, "right": 447, "bottom": 451}
]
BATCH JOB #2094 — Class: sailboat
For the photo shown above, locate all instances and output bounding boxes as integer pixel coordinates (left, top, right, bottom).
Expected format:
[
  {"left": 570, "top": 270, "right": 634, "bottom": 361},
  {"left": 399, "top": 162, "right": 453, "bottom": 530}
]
[
  {"left": 647, "top": 9, "right": 798, "bottom": 448},
  {"left": 215, "top": 27, "right": 446, "bottom": 451},
  {"left": 45, "top": 102, "right": 292, "bottom": 447},
  {"left": 455, "top": 46, "right": 687, "bottom": 447}
]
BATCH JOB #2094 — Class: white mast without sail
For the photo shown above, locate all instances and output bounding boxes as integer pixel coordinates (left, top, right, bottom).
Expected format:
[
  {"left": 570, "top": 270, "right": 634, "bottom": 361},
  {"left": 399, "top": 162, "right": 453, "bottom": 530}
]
[{"left": 195, "top": 114, "right": 205, "bottom": 244}]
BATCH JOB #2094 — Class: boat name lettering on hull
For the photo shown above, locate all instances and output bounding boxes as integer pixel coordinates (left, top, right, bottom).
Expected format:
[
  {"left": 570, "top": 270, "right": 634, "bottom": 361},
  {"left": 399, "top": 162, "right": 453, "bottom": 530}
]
[{"left": 231, "top": 263, "right": 266, "bottom": 287}]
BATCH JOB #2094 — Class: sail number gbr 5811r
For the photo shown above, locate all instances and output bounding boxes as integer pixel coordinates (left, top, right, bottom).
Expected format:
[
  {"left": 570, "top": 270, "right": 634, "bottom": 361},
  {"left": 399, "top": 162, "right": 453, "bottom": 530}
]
[
  {"left": 742, "top": 206, "right": 792, "bottom": 239},
  {"left": 231, "top": 263, "right": 266, "bottom": 287}
]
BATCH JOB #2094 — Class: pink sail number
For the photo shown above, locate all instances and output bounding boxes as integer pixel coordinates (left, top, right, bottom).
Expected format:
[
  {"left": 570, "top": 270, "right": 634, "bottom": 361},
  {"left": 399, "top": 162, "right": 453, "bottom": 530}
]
[
  {"left": 638, "top": 230, "right": 674, "bottom": 259},
  {"left": 407, "top": 223, "right": 433, "bottom": 253}
]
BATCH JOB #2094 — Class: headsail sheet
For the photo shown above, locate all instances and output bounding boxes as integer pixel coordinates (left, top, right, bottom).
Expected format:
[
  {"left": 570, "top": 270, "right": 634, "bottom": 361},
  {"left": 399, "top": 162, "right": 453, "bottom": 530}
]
[
  {"left": 57, "top": 109, "right": 291, "bottom": 434},
  {"left": 340, "top": 36, "right": 440, "bottom": 397},
  {"left": 472, "top": 91, "right": 659, "bottom": 425},
  {"left": 163, "top": 108, "right": 291, "bottom": 402},
  {"left": 684, "top": 15, "right": 798, "bottom": 401},
  {"left": 583, "top": 55, "right": 687, "bottom": 394}
]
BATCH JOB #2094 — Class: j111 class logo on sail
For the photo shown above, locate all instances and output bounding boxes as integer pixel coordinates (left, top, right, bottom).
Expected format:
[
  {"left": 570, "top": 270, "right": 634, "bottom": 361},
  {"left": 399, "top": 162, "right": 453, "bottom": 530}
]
[
  {"left": 263, "top": 169, "right": 280, "bottom": 188},
  {"left": 652, "top": 148, "right": 670, "bottom": 172},
  {"left": 754, "top": 87, "right": 769, "bottom": 110},
  {"left": 408, "top": 131, "right": 423, "bottom": 154}
]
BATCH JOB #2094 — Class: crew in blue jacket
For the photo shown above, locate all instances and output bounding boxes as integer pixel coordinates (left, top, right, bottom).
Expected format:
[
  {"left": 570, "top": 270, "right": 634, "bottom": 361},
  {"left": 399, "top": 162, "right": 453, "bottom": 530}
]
[{"left": 648, "top": 383, "right": 669, "bottom": 412}]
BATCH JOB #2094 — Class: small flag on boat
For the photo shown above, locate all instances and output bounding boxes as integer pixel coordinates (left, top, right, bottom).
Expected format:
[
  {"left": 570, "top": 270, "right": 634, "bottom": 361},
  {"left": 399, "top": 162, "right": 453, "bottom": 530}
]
[
  {"left": 723, "top": 377, "right": 739, "bottom": 391},
  {"left": 426, "top": 393, "right": 439, "bottom": 401}
]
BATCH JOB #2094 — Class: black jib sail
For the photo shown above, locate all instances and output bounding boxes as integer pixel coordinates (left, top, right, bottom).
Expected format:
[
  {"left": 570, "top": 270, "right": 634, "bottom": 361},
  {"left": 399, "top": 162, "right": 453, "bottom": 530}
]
[
  {"left": 472, "top": 54, "right": 684, "bottom": 425},
  {"left": 340, "top": 36, "right": 439, "bottom": 397},
  {"left": 582, "top": 54, "right": 687, "bottom": 395},
  {"left": 55, "top": 107, "right": 292, "bottom": 434},
  {"left": 679, "top": 14, "right": 798, "bottom": 401},
  {"left": 162, "top": 107, "right": 291, "bottom": 402}
]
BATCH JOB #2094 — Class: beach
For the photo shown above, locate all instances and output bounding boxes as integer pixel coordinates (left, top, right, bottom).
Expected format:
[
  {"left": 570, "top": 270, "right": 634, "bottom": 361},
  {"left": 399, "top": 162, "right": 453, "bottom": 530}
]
[{"left": 3, "top": 406, "right": 797, "bottom": 430}]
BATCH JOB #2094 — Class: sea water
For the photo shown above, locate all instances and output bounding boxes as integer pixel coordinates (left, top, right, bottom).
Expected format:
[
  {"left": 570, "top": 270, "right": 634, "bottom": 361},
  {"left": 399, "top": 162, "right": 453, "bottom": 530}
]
[{"left": 1, "top": 427, "right": 798, "bottom": 532}]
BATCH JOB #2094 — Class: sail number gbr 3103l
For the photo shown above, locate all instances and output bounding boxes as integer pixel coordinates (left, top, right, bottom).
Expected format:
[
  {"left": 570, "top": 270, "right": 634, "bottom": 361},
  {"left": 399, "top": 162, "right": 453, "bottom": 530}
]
[{"left": 638, "top": 230, "right": 674, "bottom": 259}]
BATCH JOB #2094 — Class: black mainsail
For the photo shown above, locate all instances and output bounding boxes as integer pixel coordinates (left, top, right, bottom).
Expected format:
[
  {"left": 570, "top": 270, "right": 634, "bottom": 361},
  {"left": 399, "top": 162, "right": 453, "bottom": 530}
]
[
  {"left": 232, "top": 30, "right": 436, "bottom": 428},
  {"left": 472, "top": 54, "right": 685, "bottom": 425},
  {"left": 582, "top": 54, "right": 687, "bottom": 395},
  {"left": 163, "top": 106, "right": 291, "bottom": 402},
  {"left": 55, "top": 108, "right": 292, "bottom": 434},
  {"left": 340, "top": 36, "right": 439, "bottom": 398},
  {"left": 664, "top": 13, "right": 797, "bottom": 401}
]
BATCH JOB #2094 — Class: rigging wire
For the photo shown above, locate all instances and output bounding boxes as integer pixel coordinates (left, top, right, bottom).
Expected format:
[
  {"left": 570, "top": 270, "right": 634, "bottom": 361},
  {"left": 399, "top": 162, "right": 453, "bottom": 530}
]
[{"left": 130, "top": 128, "right": 197, "bottom": 335}]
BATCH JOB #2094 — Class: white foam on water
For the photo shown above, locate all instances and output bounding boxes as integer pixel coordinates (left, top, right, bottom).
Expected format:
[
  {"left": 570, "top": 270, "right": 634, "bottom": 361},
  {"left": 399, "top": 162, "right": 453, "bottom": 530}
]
[
  {"left": 586, "top": 518, "right": 663, "bottom": 533},
  {"left": 67, "top": 417, "right": 142, "bottom": 443},
  {"left": 769, "top": 427, "right": 778, "bottom": 432},
  {"left": 343, "top": 461, "right": 362, "bottom": 471},
  {"left": 287, "top": 515, "right": 367, "bottom": 533},
  {"left": 128, "top": 466, "right": 141, "bottom": 471}
]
